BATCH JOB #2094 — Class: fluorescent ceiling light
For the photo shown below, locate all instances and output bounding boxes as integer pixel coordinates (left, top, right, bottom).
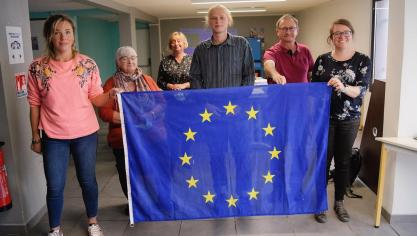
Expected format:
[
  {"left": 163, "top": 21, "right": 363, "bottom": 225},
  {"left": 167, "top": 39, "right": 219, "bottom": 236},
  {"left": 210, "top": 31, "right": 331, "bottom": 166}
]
[
  {"left": 197, "top": 7, "right": 266, "bottom": 13},
  {"left": 192, "top": 0, "right": 285, "bottom": 4}
]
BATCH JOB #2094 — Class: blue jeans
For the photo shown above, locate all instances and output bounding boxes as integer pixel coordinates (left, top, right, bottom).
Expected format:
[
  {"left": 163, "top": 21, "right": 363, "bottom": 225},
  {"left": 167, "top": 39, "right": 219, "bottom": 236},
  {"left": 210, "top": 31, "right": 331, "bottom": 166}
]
[{"left": 42, "top": 131, "right": 99, "bottom": 228}]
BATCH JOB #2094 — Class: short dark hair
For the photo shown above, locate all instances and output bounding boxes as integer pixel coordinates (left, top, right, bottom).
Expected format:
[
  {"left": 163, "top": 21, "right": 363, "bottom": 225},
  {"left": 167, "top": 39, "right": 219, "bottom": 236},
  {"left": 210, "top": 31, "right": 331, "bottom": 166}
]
[{"left": 43, "top": 14, "right": 77, "bottom": 59}]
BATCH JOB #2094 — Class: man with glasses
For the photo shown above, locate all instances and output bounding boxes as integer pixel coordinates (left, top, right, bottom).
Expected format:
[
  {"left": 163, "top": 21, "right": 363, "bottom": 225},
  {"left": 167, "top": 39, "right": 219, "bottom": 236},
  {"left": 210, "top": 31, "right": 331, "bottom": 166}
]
[{"left": 263, "top": 14, "right": 314, "bottom": 84}]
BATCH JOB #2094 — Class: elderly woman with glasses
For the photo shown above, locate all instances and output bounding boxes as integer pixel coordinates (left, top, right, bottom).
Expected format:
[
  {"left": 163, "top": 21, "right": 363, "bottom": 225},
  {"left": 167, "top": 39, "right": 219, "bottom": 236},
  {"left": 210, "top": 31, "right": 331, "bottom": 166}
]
[
  {"left": 312, "top": 19, "right": 372, "bottom": 224},
  {"left": 157, "top": 31, "right": 192, "bottom": 90},
  {"left": 98, "top": 46, "right": 160, "bottom": 206}
]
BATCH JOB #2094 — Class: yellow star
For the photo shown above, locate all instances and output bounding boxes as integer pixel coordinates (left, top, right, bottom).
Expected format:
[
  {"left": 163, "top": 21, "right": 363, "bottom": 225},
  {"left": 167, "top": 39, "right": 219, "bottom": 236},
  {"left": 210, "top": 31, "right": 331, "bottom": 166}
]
[
  {"left": 226, "top": 195, "right": 238, "bottom": 208},
  {"left": 199, "top": 108, "right": 213, "bottom": 123},
  {"left": 263, "top": 171, "right": 275, "bottom": 184},
  {"left": 269, "top": 146, "right": 281, "bottom": 160},
  {"left": 186, "top": 176, "right": 199, "bottom": 188},
  {"left": 262, "top": 123, "right": 276, "bottom": 136},
  {"left": 246, "top": 106, "right": 259, "bottom": 120},
  {"left": 247, "top": 187, "right": 259, "bottom": 200},
  {"left": 203, "top": 191, "right": 216, "bottom": 203},
  {"left": 223, "top": 101, "right": 237, "bottom": 115},
  {"left": 179, "top": 152, "right": 192, "bottom": 166},
  {"left": 184, "top": 128, "right": 197, "bottom": 141}
]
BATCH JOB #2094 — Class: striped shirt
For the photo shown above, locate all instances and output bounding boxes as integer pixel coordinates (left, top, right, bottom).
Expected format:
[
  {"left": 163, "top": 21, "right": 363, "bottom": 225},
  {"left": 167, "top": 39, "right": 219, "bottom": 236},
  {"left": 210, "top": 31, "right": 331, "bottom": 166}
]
[{"left": 190, "top": 33, "right": 255, "bottom": 89}]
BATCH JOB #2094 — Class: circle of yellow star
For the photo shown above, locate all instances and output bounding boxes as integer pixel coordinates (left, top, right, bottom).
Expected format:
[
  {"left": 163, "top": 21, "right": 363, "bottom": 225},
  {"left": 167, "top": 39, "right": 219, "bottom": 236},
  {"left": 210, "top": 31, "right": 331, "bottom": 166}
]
[
  {"left": 226, "top": 195, "right": 238, "bottom": 208},
  {"left": 203, "top": 191, "right": 216, "bottom": 203},
  {"left": 223, "top": 101, "right": 237, "bottom": 115},
  {"left": 186, "top": 176, "right": 199, "bottom": 188},
  {"left": 262, "top": 123, "right": 276, "bottom": 136},
  {"left": 269, "top": 146, "right": 281, "bottom": 160},
  {"left": 184, "top": 128, "right": 197, "bottom": 141},
  {"left": 199, "top": 108, "right": 213, "bottom": 123},
  {"left": 179, "top": 152, "right": 192, "bottom": 166},
  {"left": 246, "top": 106, "right": 259, "bottom": 120},
  {"left": 263, "top": 171, "right": 275, "bottom": 184},
  {"left": 247, "top": 188, "right": 259, "bottom": 200}
]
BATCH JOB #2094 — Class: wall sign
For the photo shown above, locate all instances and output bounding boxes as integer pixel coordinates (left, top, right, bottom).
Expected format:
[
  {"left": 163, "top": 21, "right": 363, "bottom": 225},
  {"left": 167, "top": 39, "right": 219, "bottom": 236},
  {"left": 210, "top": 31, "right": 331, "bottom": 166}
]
[{"left": 6, "top": 26, "right": 25, "bottom": 64}]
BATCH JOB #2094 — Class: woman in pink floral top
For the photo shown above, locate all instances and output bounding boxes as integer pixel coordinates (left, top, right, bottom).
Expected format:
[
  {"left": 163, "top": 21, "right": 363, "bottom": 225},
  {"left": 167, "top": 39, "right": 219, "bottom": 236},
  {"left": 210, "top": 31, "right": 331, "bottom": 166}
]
[{"left": 27, "top": 14, "right": 117, "bottom": 236}]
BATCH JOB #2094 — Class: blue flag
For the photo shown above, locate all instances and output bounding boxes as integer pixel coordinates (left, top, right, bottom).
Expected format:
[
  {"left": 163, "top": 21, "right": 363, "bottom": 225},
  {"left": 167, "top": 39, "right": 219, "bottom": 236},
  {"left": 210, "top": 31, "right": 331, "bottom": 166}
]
[{"left": 119, "top": 83, "right": 331, "bottom": 224}]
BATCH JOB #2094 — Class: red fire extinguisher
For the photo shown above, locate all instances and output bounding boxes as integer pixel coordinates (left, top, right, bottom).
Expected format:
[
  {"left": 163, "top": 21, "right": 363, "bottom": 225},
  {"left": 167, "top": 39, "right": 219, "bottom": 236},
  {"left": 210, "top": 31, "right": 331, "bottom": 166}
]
[{"left": 0, "top": 141, "right": 12, "bottom": 212}]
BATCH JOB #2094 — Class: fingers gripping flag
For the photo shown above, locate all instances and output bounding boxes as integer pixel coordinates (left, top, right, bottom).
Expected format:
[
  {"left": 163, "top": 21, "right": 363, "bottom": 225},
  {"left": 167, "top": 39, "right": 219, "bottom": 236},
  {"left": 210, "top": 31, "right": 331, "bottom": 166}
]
[{"left": 118, "top": 83, "right": 331, "bottom": 224}]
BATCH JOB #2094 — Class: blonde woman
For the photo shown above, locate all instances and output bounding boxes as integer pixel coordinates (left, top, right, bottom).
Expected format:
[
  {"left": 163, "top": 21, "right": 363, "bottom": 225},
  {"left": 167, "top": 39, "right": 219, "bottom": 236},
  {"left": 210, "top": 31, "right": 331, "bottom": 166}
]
[
  {"left": 157, "top": 32, "right": 192, "bottom": 90},
  {"left": 27, "top": 14, "right": 118, "bottom": 236}
]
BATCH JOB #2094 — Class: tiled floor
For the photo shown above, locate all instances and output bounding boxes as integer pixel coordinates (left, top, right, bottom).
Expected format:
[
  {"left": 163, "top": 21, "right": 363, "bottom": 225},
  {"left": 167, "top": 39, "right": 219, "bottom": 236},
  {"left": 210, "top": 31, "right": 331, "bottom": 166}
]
[{"left": 21, "top": 149, "right": 415, "bottom": 236}]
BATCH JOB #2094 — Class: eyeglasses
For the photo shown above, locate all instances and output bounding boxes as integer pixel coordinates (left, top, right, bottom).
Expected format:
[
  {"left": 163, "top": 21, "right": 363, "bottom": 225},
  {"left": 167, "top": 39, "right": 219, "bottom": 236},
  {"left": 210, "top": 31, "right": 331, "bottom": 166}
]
[
  {"left": 332, "top": 31, "right": 352, "bottom": 37},
  {"left": 120, "top": 56, "right": 137, "bottom": 62},
  {"left": 278, "top": 26, "right": 297, "bottom": 32}
]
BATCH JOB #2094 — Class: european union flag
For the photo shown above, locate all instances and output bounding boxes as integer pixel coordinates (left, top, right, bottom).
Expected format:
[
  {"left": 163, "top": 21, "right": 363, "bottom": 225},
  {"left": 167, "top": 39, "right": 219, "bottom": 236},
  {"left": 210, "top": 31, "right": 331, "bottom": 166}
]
[{"left": 119, "top": 83, "right": 331, "bottom": 224}]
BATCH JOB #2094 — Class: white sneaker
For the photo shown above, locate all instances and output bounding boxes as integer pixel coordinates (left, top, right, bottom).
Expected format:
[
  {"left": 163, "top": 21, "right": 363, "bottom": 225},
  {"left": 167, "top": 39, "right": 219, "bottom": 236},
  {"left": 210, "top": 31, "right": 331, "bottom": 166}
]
[
  {"left": 48, "top": 229, "right": 63, "bottom": 236},
  {"left": 88, "top": 224, "right": 104, "bottom": 236}
]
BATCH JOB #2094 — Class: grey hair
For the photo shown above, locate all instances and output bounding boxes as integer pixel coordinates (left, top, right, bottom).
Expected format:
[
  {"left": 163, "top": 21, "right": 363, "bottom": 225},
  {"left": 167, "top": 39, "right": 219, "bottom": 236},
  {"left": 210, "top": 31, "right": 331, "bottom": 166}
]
[
  {"left": 115, "top": 46, "right": 137, "bottom": 67},
  {"left": 205, "top": 4, "right": 233, "bottom": 27},
  {"left": 275, "top": 14, "right": 299, "bottom": 29}
]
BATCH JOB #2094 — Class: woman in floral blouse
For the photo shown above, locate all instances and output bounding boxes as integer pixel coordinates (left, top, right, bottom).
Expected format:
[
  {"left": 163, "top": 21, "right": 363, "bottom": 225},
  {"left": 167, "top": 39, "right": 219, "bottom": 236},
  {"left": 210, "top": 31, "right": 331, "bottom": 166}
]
[
  {"left": 27, "top": 14, "right": 118, "bottom": 236},
  {"left": 157, "top": 32, "right": 192, "bottom": 90},
  {"left": 312, "top": 19, "right": 371, "bottom": 224}
]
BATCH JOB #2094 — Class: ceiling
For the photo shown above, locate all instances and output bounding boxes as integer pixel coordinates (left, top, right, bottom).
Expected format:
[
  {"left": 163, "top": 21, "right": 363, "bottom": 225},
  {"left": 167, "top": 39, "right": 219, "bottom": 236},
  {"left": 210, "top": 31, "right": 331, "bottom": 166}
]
[{"left": 29, "top": 0, "right": 332, "bottom": 19}]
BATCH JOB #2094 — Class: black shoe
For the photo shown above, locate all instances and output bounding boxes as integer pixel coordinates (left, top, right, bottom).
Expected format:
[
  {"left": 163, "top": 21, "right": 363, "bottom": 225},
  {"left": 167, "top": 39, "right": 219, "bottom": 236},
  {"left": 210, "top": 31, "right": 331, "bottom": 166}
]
[
  {"left": 334, "top": 200, "right": 350, "bottom": 222},
  {"left": 314, "top": 212, "right": 327, "bottom": 223}
]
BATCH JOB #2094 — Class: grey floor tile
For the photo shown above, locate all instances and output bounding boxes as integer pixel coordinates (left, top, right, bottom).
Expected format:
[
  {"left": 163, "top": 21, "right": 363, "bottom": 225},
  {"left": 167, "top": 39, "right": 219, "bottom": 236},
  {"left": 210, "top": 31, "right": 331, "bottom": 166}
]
[
  {"left": 101, "top": 174, "right": 126, "bottom": 198},
  {"left": 98, "top": 197, "right": 129, "bottom": 221},
  {"left": 180, "top": 218, "right": 237, "bottom": 236},
  {"left": 289, "top": 214, "right": 352, "bottom": 235},
  {"left": 123, "top": 220, "right": 181, "bottom": 236},
  {"left": 65, "top": 220, "right": 128, "bottom": 236},
  {"left": 236, "top": 215, "right": 293, "bottom": 235},
  {"left": 391, "top": 222, "right": 417, "bottom": 236}
]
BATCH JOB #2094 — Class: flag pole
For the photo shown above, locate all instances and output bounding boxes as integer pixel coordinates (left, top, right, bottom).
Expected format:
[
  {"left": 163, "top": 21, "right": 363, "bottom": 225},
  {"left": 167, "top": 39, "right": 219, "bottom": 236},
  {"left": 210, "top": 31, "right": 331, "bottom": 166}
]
[{"left": 118, "top": 93, "right": 134, "bottom": 227}]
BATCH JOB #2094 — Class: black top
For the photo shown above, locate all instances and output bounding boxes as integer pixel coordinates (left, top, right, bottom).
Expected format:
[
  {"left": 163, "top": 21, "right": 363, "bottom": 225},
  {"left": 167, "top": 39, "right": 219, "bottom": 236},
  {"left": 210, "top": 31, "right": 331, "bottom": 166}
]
[
  {"left": 190, "top": 33, "right": 255, "bottom": 89},
  {"left": 157, "top": 54, "right": 192, "bottom": 90},
  {"left": 312, "top": 52, "right": 372, "bottom": 121}
]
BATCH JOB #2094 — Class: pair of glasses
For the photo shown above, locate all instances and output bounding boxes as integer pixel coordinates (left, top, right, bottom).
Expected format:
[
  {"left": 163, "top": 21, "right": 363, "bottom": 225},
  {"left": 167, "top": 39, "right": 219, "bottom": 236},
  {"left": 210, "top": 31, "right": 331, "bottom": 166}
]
[
  {"left": 120, "top": 56, "right": 137, "bottom": 62},
  {"left": 332, "top": 31, "right": 352, "bottom": 37},
  {"left": 278, "top": 27, "right": 297, "bottom": 32}
]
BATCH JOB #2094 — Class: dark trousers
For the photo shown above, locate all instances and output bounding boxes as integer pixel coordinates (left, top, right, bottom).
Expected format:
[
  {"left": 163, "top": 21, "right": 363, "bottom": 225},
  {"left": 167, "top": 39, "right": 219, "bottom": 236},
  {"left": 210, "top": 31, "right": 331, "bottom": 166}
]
[
  {"left": 327, "top": 119, "right": 359, "bottom": 201},
  {"left": 112, "top": 148, "right": 128, "bottom": 198}
]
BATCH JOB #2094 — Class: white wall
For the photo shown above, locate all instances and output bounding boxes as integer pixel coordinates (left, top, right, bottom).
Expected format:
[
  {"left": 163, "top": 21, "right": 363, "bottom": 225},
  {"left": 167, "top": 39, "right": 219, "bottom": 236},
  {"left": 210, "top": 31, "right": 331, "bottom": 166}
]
[
  {"left": 0, "top": 0, "right": 46, "bottom": 229},
  {"left": 382, "top": 0, "right": 417, "bottom": 217},
  {"left": 296, "top": 0, "right": 372, "bottom": 59}
]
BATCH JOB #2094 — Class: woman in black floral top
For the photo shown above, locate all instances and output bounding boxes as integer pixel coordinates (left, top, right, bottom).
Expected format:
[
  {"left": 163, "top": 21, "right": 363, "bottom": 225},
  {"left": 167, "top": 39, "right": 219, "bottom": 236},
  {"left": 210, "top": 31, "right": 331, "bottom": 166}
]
[
  {"left": 312, "top": 19, "right": 372, "bottom": 224},
  {"left": 157, "top": 32, "right": 192, "bottom": 90}
]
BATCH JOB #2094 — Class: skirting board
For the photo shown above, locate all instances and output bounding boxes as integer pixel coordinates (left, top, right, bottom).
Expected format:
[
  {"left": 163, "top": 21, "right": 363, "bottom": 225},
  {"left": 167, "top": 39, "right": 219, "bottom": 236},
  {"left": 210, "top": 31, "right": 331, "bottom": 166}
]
[
  {"left": 382, "top": 207, "right": 417, "bottom": 223},
  {"left": 0, "top": 205, "right": 47, "bottom": 234}
]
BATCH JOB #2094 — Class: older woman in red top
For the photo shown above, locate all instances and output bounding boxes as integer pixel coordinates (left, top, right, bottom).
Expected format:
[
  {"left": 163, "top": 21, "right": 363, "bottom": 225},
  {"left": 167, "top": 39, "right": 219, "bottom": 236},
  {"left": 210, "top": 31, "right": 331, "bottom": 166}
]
[{"left": 99, "top": 46, "right": 160, "bottom": 206}]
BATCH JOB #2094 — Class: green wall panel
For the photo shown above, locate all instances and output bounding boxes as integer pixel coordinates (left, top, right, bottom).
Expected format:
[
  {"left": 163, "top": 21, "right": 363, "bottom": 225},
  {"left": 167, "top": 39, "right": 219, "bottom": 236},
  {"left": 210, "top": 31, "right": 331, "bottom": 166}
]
[{"left": 77, "top": 17, "right": 120, "bottom": 82}]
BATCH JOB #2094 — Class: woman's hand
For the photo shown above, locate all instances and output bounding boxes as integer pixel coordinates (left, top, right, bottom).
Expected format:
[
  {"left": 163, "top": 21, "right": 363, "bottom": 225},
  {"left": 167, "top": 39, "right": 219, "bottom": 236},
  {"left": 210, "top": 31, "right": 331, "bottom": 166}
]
[
  {"left": 109, "top": 87, "right": 124, "bottom": 99},
  {"left": 168, "top": 82, "right": 190, "bottom": 90},
  {"left": 327, "top": 76, "right": 345, "bottom": 93},
  {"left": 30, "top": 139, "right": 42, "bottom": 154}
]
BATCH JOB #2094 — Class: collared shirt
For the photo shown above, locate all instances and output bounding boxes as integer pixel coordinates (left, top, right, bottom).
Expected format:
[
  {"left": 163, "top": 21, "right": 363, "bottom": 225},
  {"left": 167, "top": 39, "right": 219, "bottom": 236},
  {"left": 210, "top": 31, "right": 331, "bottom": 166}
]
[
  {"left": 157, "top": 54, "right": 192, "bottom": 90},
  {"left": 190, "top": 33, "right": 255, "bottom": 89},
  {"left": 263, "top": 42, "right": 314, "bottom": 83},
  {"left": 312, "top": 52, "right": 372, "bottom": 121}
]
